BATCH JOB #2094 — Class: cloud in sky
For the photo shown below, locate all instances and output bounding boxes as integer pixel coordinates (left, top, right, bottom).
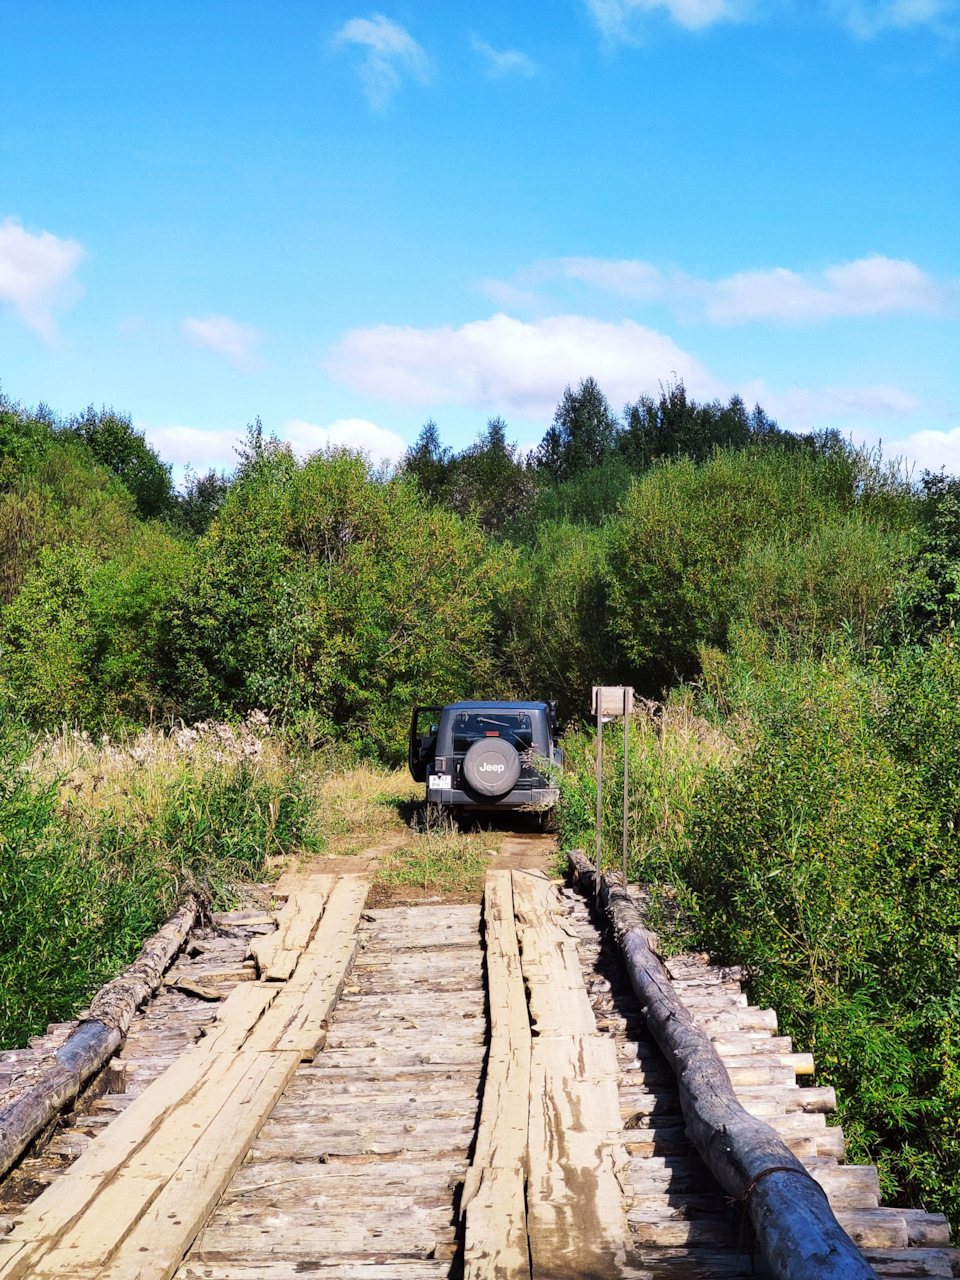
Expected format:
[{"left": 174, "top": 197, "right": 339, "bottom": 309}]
[
  {"left": 141, "top": 424, "right": 242, "bottom": 471},
  {"left": 283, "top": 417, "right": 407, "bottom": 462},
  {"left": 584, "top": 0, "right": 958, "bottom": 35},
  {"left": 0, "top": 218, "right": 84, "bottom": 341},
  {"left": 757, "top": 381, "right": 921, "bottom": 427},
  {"left": 832, "top": 0, "right": 960, "bottom": 37},
  {"left": 509, "top": 254, "right": 956, "bottom": 325},
  {"left": 182, "top": 314, "right": 263, "bottom": 369},
  {"left": 333, "top": 15, "right": 431, "bottom": 109},
  {"left": 584, "top": 0, "right": 750, "bottom": 37},
  {"left": 887, "top": 425, "right": 960, "bottom": 474},
  {"left": 143, "top": 417, "right": 407, "bottom": 474},
  {"left": 327, "top": 312, "right": 722, "bottom": 418},
  {"left": 470, "top": 36, "right": 538, "bottom": 78}
]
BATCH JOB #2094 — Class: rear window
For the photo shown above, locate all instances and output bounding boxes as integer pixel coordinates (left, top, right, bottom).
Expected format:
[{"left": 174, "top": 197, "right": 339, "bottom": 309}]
[{"left": 451, "top": 710, "right": 534, "bottom": 754}]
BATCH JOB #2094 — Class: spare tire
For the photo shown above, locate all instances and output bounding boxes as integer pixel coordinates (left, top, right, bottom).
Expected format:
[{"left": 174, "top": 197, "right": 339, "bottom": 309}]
[{"left": 462, "top": 739, "right": 521, "bottom": 798}]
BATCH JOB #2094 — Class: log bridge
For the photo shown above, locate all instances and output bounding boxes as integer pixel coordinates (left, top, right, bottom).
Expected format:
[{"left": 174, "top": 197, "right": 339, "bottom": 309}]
[{"left": 0, "top": 849, "right": 955, "bottom": 1279}]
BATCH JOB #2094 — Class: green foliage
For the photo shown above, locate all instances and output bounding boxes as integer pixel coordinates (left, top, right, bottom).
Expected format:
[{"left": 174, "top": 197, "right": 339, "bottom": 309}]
[
  {"left": 176, "top": 465, "right": 232, "bottom": 536},
  {"left": 491, "top": 521, "right": 625, "bottom": 717},
  {"left": 402, "top": 416, "right": 534, "bottom": 535},
  {"left": 606, "top": 446, "right": 914, "bottom": 686},
  {"left": 616, "top": 383, "right": 794, "bottom": 469},
  {"left": 557, "top": 644, "right": 960, "bottom": 1232},
  {"left": 0, "top": 721, "right": 318, "bottom": 1048},
  {"left": 0, "top": 528, "right": 189, "bottom": 729},
  {"left": 537, "top": 377, "right": 619, "bottom": 484},
  {"left": 173, "top": 446, "right": 499, "bottom": 759},
  {"left": 68, "top": 405, "right": 175, "bottom": 521}
]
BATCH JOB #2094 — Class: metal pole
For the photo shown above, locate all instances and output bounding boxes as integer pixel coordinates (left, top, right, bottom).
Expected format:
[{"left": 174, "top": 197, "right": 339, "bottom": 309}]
[
  {"left": 595, "top": 696, "right": 603, "bottom": 876},
  {"left": 622, "top": 691, "right": 630, "bottom": 881}
]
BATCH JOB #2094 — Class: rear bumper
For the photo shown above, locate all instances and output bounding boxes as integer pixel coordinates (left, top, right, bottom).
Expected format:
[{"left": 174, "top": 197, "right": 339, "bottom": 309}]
[{"left": 425, "top": 785, "right": 559, "bottom": 810}]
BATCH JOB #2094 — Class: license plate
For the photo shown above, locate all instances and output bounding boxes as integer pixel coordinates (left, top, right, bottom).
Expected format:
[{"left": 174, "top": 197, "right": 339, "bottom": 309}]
[{"left": 431, "top": 774, "right": 452, "bottom": 790}]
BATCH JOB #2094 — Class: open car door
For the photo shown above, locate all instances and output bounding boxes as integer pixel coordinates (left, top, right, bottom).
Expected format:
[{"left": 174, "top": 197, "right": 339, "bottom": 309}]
[{"left": 408, "top": 706, "right": 443, "bottom": 782}]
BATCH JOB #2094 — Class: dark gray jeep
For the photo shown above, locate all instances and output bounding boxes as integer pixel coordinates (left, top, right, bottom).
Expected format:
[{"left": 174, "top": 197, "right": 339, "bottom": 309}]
[{"left": 408, "top": 700, "right": 561, "bottom": 822}]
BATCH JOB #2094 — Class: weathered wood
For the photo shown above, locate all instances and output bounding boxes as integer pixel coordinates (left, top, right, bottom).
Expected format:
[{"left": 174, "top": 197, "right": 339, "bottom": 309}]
[
  {"left": 249, "top": 877, "right": 333, "bottom": 981},
  {"left": 246, "top": 876, "right": 370, "bottom": 1059},
  {"left": 569, "top": 849, "right": 877, "bottom": 1280},
  {"left": 513, "top": 871, "right": 637, "bottom": 1280},
  {"left": 462, "top": 870, "right": 532, "bottom": 1280},
  {"left": 0, "top": 897, "right": 198, "bottom": 1182}
]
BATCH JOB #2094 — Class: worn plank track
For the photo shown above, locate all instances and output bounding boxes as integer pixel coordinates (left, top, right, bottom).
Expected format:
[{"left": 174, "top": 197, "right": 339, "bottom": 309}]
[
  {"left": 1, "top": 852, "right": 957, "bottom": 1280},
  {"left": 176, "top": 902, "right": 487, "bottom": 1280}
]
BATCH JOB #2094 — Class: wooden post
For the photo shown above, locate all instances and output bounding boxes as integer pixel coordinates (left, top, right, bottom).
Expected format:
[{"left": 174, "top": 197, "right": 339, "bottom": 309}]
[
  {"left": 595, "top": 695, "right": 603, "bottom": 877},
  {"left": 567, "top": 850, "right": 878, "bottom": 1280},
  {"left": 622, "top": 694, "right": 630, "bottom": 881}
]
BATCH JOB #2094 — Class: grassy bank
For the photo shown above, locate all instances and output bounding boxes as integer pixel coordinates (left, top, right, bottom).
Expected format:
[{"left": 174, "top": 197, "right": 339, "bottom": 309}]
[{"left": 0, "top": 715, "right": 321, "bottom": 1049}]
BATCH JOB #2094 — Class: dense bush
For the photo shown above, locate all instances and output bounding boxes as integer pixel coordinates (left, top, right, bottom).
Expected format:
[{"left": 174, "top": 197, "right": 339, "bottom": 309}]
[
  {"left": 171, "top": 444, "right": 500, "bottom": 759},
  {"left": 605, "top": 445, "right": 914, "bottom": 686}
]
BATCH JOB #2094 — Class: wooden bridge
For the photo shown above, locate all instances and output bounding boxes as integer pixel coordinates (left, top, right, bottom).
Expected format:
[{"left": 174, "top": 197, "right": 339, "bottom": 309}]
[{"left": 0, "top": 846, "right": 956, "bottom": 1279}]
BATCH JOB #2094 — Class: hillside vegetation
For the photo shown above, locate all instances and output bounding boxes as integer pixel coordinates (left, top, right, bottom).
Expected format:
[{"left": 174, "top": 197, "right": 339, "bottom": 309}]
[{"left": 2, "top": 379, "right": 960, "bottom": 1232}]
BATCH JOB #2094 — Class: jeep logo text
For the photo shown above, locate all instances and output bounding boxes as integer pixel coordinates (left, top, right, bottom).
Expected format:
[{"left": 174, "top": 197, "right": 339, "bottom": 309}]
[{"left": 479, "top": 762, "right": 505, "bottom": 773}]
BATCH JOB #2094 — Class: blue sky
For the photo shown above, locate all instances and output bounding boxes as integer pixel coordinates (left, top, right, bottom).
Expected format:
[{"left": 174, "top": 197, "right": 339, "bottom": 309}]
[{"left": 1, "top": 0, "right": 958, "bottom": 476}]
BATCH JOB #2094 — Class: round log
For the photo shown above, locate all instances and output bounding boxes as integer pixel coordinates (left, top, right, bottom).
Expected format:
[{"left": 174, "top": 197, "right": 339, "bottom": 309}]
[
  {"left": 0, "top": 895, "right": 198, "bottom": 1179},
  {"left": 568, "top": 849, "right": 877, "bottom": 1280}
]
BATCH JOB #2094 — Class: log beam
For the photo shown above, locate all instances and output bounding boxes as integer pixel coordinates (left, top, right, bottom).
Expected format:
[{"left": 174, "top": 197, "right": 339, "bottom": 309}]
[
  {"left": 568, "top": 849, "right": 877, "bottom": 1280},
  {"left": 0, "top": 896, "right": 198, "bottom": 1180}
]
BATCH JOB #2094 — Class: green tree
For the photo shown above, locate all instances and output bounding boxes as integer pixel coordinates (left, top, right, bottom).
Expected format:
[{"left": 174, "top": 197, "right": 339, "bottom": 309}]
[
  {"left": 69, "top": 406, "right": 175, "bottom": 520},
  {"left": 401, "top": 420, "right": 452, "bottom": 505},
  {"left": 537, "top": 378, "right": 619, "bottom": 484}
]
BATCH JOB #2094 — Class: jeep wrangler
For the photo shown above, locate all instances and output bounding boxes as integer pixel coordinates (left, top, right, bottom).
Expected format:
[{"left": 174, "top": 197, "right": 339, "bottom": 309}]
[{"left": 408, "top": 700, "right": 561, "bottom": 822}]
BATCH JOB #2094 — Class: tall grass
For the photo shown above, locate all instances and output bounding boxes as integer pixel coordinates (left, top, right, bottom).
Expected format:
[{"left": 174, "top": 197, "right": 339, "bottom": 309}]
[
  {"left": 0, "top": 714, "right": 321, "bottom": 1049},
  {"left": 556, "top": 643, "right": 960, "bottom": 1235},
  {"left": 556, "top": 696, "right": 734, "bottom": 876}
]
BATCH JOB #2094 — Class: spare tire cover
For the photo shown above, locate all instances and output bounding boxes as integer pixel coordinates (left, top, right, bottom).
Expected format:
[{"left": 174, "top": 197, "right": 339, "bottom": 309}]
[{"left": 462, "top": 739, "right": 521, "bottom": 798}]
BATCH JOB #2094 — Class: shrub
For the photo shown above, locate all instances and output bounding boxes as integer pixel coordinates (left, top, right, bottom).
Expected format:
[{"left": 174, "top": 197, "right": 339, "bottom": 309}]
[
  {"left": 606, "top": 446, "right": 912, "bottom": 687},
  {"left": 173, "top": 446, "right": 499, "bottom": 759}
]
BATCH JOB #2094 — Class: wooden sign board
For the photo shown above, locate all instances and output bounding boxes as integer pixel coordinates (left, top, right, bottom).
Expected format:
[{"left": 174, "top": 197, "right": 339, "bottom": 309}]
[{"left": 592, "top": 686, "right": 633, "bottom": 722}]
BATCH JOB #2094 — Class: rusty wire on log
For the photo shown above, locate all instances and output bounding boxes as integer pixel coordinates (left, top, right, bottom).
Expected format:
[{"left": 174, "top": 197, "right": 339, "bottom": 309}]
[
  {"left": 567, "top": 849, "right": 878, "bottom": 1280},
  {"left": 0, "top": 895, "right": 198, "bottom": 1180}
]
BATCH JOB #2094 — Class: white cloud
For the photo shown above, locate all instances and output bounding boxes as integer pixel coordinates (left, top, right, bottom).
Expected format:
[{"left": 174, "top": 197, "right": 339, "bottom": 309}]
[
  {"left": 756, "top": 382, "right": 921, "bottom": 427},
  {"left": 283, "top": 417, "right": 407, "bottom": 462},
  {"left": 832, "top": 0, "right": 959, "bottom": 36},
  {"left": 887, "top": 427, "right": 960, "bottom": 473},
  {"left": 0, "top": 218, "right": 84, "bottom": 341},
  {"left": 182, "top": 315, "right": 263, "bottom": 369},
  {"left": 141, "top": 424, "right": 242, "bottom": 470},
  {"left": 532, "top": 254, "right": 956, "bottom": 325},
  {"left": 584, "top": 0, "right": 750, "bottom": 37},
  {"left": 333, "top": 15, "right": 431, "bottom": 109},
  {"left": 585, "top": 0, "right": 957, "bottom": 36},
  {"left": 470, "top": 36, "right": 538, "bottom": 78},
  {"left": 326, "top": 312, "right": 721, "bottom": 418}
]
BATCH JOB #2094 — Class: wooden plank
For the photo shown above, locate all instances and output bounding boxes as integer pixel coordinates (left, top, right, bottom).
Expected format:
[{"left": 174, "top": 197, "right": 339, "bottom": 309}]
[
  {"left": 512, "top": 871, "right": 635, "bottom": 1280},
  {"left": 0, "top": 1048, "right": 238, "bottom": 1280},
  {"left": 246, "top": 876, "right": 370, "bottom": 1059},
  {"left": 510, "top": 871, "right": 596, "bottom": 1036},
  {"left": 28, "top": 1050, "right": 269, "bottom": 1278},
  {"left": 250, "top": 876, "right": 335, "bottom": 982},
  {"left": 0, "top": 876, "right": 369, "bottom": 1280},
  {"left": 462, "top": 871, "right": 532, "bottom": 1280},
  {"left": 97, "top": 1050, "right": 301, "bottom": 1280},
  {"left": 526, "top": 1033, "right": 635, "bottom": 1280}
]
